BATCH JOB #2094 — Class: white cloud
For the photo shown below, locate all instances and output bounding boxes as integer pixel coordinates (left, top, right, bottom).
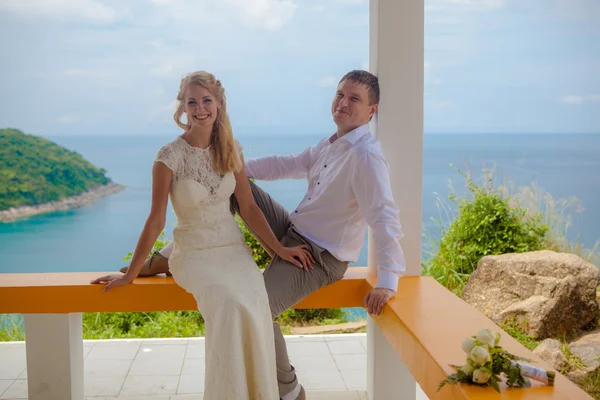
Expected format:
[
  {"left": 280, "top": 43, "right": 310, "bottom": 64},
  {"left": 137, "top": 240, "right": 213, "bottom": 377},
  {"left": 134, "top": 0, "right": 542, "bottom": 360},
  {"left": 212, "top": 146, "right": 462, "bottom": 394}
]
[
  {"left": 561, "top": 94, "right": 600, "bottom": 106},
  {"left": 318, "top": 76, "right": 339, "bottom": 88},
  {"left": 425, "top": 99, "right": 459, "bottom": 113},
  {"left": 237, "top": 0, "right": 297, "bottom": 30},
  {"left": 148, "top": 39, "right": 167, "bottom": 48},
  {"left": 589, "top": 94, "right": 600, "bottom": 103},
  {"left": 56, "top": 115, "right": 77, "bottom": 124},
  {"left": 311, "top": 5, "right": 326, "bottom": 12},
  {"left": 425, "top": 0, "right": 505, "bottom": 12},
  {"left": 61, "top": 69, "right": 123, "bottom": 85},
  {"left": 149, "top": 63, "right": 175, "bottom": 77},
  {"left": 424, "top": 61, "right": 441, "bottom": 85},
  {"left": 333, "top": 0, "right": 366, "bottom": 4},
  {"left": 562, "top": 95, "right": 585, "bottom": 105},
  {"left": 147, "top": 53, "right": 199, "bottom": 77},
  {"left": 546, "top": 0, "right": 600, "bottom": 22},
  {"left": 0, "top": 0, "right": 116, "bottom": 23},
  {"left": 151, "top": 0, "right": 297, "bottom": 31}
]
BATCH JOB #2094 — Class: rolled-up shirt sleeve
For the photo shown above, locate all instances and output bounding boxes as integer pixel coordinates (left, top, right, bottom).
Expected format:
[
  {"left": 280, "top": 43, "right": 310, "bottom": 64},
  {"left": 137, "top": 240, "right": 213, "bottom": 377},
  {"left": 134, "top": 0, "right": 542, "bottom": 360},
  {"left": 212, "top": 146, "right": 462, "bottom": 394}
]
[
  {"left": 245, "top": 146, "right": 313, "bottom": 181},
  {"left": 351, "top": 151, "right": 406, "bottom": 291}
]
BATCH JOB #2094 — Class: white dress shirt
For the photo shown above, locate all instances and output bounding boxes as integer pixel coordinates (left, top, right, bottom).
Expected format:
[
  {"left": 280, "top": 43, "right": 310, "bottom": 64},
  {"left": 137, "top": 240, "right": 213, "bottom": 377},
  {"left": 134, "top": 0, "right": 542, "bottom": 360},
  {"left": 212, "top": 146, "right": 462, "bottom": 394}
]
[{"left": 245, "top": 124, "right": 406, "bottom": 291}]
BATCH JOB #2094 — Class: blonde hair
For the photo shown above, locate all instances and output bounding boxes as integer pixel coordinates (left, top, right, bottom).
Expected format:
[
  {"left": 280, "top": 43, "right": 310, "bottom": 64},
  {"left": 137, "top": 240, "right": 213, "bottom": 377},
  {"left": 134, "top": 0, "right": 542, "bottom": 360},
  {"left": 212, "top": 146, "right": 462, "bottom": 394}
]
[{"left": 174, "top": 71, "right": 242, "bottom": 174}]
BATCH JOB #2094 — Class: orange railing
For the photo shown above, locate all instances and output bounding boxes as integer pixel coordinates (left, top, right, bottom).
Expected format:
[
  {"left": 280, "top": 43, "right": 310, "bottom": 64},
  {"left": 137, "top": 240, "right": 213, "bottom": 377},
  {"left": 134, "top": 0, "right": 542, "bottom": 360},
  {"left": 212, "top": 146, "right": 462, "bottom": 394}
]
[{"left": 0, "top": 269, "right": 593, "bottom": 399}]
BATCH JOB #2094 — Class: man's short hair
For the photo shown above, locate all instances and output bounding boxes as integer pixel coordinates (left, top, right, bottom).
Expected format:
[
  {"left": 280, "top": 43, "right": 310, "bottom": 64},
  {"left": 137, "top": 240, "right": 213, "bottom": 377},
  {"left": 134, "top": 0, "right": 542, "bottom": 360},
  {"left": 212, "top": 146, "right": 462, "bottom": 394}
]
[{"left": 339, "top": 70, "right": 380, "bottom": 105}]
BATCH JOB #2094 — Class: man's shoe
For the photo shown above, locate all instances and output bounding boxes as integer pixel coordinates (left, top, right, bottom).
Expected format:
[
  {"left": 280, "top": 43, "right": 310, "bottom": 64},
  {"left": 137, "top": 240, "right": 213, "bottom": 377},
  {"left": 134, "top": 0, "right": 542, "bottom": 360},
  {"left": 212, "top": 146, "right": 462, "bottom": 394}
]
[
  {"left": 281, "top": 385, "right": 305, "bottom": 400},
  {"left": 119, "top": 251, "right": 171, "bottom": 277},
  {"left": 295, "top": 386, "right": 306, "bottom": 400}
]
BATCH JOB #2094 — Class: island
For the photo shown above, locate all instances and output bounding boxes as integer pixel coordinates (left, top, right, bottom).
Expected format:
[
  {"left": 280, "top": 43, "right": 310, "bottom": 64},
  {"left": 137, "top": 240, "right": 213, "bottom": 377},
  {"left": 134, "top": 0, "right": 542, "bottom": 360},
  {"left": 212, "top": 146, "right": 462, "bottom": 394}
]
[{"left": 0, "top": 128, "right": 124, "bottom": 222}]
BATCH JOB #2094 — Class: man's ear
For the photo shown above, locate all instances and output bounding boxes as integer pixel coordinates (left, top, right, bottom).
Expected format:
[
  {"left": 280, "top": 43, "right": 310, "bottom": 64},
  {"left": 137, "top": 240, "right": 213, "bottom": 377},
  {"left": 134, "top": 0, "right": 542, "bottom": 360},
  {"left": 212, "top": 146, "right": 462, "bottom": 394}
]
[{"left": 369, "top": 103, "right": 379, "bottom": 118}]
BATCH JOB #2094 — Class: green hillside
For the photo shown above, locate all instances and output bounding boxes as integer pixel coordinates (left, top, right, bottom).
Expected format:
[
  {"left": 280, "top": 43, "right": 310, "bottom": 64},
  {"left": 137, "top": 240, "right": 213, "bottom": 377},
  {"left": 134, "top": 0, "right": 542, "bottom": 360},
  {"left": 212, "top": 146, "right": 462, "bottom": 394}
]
[{"left": 0, "top": 128, "right": 111, "bottom": 210}]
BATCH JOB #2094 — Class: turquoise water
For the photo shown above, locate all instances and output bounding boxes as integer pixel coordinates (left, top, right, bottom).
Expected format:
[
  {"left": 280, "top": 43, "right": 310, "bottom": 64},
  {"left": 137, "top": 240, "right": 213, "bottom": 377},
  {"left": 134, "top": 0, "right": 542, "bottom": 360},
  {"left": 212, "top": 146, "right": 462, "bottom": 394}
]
[{"left": 2, "top": 133, "right": 600, "bottom": 324}]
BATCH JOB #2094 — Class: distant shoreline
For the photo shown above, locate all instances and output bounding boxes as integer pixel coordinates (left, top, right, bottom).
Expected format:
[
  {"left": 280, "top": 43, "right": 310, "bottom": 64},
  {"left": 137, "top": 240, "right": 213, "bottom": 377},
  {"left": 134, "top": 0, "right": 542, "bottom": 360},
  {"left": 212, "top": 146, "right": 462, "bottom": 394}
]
[{"left": 0, "top": 183, "right": 125, "bottom": 223}]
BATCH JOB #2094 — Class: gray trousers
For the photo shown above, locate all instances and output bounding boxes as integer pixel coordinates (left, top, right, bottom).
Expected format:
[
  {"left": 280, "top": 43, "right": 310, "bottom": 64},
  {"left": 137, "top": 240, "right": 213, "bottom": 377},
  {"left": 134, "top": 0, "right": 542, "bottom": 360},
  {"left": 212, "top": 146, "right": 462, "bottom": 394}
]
[{"left": 230, "top": 181, "right": 349, "bottom": 397}]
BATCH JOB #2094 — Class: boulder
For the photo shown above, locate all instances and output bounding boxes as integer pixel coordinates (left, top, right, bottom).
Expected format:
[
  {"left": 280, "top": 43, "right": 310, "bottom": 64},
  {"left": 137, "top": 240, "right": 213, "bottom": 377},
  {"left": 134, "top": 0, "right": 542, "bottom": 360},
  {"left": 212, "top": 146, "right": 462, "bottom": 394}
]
[
  {"left": 532, "top": 339, "right": 569, "bottom": 371},
  {"left": 567, "top": 331, "right": 600, "bottom": 382},
  {"left": 462, "top": 250, "right": 600, "bottom": 339}
]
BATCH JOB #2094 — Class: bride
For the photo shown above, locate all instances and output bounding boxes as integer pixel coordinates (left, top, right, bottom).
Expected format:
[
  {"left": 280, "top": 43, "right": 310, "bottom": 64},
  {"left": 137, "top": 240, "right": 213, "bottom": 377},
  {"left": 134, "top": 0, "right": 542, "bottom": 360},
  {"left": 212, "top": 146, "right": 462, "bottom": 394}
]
[{"left": 91, "top": 71, "right": 313, "bottom": 399}]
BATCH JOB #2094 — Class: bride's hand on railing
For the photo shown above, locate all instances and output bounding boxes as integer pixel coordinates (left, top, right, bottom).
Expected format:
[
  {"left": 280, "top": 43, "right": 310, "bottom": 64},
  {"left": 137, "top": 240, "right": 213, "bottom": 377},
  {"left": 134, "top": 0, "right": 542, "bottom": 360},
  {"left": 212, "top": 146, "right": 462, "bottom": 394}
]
[
  {"left": 276, "top": 245, "right": 315, "bottom": 271},
  {"left": 90, "top": 274, "right": 134, "bottom": 292}
]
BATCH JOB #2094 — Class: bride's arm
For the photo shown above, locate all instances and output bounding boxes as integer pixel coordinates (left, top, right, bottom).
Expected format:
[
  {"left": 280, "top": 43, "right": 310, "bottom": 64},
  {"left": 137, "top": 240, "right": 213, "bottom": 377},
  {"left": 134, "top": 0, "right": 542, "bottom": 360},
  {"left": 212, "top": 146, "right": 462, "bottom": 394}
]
[
  {"left": 92, "top": 162, "right": 172, "bottom": 290},
  {"left": 233, "top": 165, "right": 315, "bottom": 271},
  {"left": 124, "top": 162, "right": 173, "bottom": 279}
]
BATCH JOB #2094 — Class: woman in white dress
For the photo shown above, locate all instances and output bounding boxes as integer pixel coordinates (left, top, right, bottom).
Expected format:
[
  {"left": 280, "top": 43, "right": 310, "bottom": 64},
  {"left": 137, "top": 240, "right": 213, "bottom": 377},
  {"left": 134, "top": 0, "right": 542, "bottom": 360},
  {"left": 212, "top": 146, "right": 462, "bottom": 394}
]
[{"left": 92, "top": 71, "right": 314, "bottom": 399}]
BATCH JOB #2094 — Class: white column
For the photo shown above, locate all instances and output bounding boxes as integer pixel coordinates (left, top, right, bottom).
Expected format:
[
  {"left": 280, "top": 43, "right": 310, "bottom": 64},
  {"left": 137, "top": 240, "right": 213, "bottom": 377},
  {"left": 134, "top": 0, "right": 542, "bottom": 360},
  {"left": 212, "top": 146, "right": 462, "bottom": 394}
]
[
  {"left": 367, "top": 318, "right": 417, "bottom": 400},
  {"left": 23, "top": 313, "right": 84, "bottom": 400},
  {"left": 367, "top": 0, "right": 424, "bottom": 398},
  {"left": 368, "top": 0, "right": 424, "bottom": 278}
]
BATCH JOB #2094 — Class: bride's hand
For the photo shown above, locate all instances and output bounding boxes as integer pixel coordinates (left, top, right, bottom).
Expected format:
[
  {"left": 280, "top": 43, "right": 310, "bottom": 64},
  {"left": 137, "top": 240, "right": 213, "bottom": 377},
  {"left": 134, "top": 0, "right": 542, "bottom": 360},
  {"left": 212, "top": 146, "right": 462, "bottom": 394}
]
[
  {"left": 277, "top": 245, "right": 316, "bottom": 271},
  {"left": 90, "top": 274, "right": 134, "bottom": 292}
]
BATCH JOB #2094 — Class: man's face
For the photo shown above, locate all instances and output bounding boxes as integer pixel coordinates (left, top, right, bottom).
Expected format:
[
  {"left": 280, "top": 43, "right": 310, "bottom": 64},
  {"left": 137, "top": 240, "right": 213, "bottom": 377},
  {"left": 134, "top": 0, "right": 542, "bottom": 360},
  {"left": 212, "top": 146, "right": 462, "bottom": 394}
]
[{"left": 331, "top": 79, "right": 378, "bottom": 134}]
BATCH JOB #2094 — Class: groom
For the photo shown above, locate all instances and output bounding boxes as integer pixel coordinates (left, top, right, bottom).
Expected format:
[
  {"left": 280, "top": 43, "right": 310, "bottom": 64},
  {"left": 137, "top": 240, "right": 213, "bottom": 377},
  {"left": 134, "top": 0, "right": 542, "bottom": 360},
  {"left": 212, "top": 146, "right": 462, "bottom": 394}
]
[{"left": 121, "top": 70, "right": 406, "bottom": 400}]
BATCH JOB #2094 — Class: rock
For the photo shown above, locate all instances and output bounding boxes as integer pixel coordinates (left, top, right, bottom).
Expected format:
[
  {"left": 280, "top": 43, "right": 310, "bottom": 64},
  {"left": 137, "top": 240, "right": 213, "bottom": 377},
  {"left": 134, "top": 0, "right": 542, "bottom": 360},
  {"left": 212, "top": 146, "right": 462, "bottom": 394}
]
[
  {"left": 533, "top": 339, "right": 569, "bottom": 371},
  {"left": 567, "top": 331, "right": 600, "bottom": 382},
  {"left": 290, "top": 321, "right": 367, "bottom": 335},
  {"left": 0, "top": 183, "right": 125, "bottom": 223},
  {"left": 462, "top": 250, "right": 600, "bottom": 339}
]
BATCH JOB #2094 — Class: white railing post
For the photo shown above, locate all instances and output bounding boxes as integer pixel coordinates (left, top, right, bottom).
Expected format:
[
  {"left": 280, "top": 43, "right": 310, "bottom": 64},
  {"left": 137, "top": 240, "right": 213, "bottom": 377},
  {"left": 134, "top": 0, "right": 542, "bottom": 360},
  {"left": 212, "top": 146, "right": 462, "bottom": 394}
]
[
  {"left": 367, "top": 0, "right": 424, "bottom": 398},
  {"left": 23, "top": 313, "right": 84, "bottom": 400}
]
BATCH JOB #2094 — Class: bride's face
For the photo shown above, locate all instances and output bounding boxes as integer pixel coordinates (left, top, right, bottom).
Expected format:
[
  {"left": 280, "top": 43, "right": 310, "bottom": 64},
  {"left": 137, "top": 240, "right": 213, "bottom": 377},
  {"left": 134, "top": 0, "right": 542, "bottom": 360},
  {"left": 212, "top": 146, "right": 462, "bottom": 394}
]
[{"left": 184, "top": 84, "right": 219, "bottom": 129}]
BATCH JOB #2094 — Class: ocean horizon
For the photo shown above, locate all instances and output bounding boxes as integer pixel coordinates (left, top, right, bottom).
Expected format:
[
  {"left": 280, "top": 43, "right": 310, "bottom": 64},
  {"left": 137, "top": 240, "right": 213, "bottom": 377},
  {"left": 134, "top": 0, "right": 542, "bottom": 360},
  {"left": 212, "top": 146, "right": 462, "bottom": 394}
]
[{"left": 1, "top": 132, "right": 599, "bottom": 276}]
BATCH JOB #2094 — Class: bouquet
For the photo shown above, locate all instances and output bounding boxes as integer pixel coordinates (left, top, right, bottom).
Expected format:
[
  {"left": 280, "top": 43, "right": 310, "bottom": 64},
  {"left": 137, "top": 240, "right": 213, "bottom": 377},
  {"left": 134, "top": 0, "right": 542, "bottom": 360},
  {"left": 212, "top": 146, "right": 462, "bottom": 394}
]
[{"left": 438, "top": 328, "right": 556, "bottom": 392}]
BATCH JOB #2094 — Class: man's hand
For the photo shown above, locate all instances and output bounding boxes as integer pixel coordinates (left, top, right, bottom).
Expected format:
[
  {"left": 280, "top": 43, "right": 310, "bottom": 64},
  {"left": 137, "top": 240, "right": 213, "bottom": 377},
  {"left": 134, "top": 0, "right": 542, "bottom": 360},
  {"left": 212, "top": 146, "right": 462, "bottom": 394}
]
[{"left": 364, "top": 287, "right": 395, "bottom": 316}]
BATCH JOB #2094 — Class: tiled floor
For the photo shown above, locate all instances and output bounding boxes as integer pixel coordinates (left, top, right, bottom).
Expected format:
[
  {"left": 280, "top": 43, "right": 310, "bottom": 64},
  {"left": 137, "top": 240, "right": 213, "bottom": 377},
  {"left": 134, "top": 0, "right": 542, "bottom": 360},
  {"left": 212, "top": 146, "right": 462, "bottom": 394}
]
[{"left": 0, "top": 334, "right": 428, "bottom": 399}]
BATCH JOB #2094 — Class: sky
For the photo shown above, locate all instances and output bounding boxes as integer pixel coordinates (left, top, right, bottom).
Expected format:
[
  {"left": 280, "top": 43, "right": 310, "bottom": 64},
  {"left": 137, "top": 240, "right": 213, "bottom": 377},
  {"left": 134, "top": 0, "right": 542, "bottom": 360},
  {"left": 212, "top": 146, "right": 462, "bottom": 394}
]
[{"left": 0, "top": 0, "right": 599, "bottom": 136}]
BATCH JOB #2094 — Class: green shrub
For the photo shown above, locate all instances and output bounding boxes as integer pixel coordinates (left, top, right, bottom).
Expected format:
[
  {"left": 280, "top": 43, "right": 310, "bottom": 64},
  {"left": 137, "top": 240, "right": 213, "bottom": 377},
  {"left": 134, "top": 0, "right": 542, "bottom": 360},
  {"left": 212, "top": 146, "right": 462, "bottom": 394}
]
[
  {"left": 278, "top": 308, "right": 347, "bottom": 326},
  {"left": 423, "top": 168, "right": 548, "bottom": 294},
  {"left": 82, "top": 311, "right": 204, "bottom": 339}
]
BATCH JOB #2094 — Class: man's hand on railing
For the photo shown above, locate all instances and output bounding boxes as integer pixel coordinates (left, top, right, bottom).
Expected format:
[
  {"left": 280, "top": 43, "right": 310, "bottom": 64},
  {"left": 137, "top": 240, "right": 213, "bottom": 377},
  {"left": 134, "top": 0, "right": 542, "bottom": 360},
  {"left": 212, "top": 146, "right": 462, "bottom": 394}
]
[
  {"left": 364, "top": 287, "right": 395, "bottom": 316},
  {"left": 90, "top": 274, "right": 134, "bottom": 292}
]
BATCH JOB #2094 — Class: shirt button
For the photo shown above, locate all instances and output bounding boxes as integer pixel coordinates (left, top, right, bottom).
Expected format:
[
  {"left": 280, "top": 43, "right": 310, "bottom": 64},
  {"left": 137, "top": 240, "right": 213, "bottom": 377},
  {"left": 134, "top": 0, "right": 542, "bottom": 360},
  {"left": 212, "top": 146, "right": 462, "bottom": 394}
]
[
  {"left": 308, "top": 198, "right": 311, "bottom": 200},
  {"left": 317, "top": 182, "right": 320, "bottom": 185},
  {"left": 295, "top": 210, "right": 298, "bottom": 213},
  {"left": 324, "top": 165, "right": 327, "bottom": 168}
]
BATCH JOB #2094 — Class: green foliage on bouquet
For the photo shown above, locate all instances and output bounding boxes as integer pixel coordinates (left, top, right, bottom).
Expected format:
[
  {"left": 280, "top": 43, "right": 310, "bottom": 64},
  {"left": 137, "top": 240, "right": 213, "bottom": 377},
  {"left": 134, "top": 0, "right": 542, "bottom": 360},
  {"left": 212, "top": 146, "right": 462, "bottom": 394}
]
[{"left": 439, "top": 328, "right": 555, "bottom": 393}]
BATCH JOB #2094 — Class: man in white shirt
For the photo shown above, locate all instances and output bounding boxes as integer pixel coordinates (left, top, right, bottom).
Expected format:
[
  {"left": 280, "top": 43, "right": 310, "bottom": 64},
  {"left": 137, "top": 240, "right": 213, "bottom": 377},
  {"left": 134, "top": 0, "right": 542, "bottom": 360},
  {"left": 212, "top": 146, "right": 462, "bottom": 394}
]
[{"left": 121, "top": 70, "right": 406, "bottom": 400}]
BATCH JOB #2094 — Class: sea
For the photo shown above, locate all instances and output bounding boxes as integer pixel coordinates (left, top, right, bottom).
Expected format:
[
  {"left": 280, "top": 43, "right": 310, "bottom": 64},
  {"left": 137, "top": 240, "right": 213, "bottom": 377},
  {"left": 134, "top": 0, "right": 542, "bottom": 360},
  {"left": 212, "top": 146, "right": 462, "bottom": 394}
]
[{"left": 1, "top": 133, "right": 600, "bottom": 323}]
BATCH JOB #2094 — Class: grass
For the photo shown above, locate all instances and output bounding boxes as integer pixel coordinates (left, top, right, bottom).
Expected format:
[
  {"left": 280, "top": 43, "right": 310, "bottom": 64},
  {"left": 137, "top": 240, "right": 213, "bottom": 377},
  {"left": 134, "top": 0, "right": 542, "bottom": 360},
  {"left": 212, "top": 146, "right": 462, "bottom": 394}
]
[
  {"left": 580, "top": 363, "right": 600, "bottom": 400},
  {"left": 500, "top": 313, "right": 600, "bottom": 399},
  {"left": 0, "top": 309, "right": 349, "bottom": 342},
  {"left": 0, "top": 316, "right": 24, "bottom": 341},
  {"left": 559, "top": 343, "right": 587, "bottom": 374},
  {"left": 499, "top": 318, "right": 540, "bottom": 351}
]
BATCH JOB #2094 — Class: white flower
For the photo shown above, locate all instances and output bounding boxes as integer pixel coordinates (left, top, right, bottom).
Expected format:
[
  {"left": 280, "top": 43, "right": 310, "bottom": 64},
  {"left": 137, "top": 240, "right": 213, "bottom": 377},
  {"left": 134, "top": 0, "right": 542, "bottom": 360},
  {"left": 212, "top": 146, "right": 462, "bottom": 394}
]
[
  {"left": 460, "top": 363, "right": 474, "bottom": 376},
  {"left": 473, "top": 368, "right": 491, "bottom": 384},
  {"left": 462, "top": 337, "right": 476, "bottom": 354},
  {"left": 470, "top": 346, "right": 490, "bottom": 365},
  {"left": 476, "top": 328, "right": 497, "bottom": 348}
]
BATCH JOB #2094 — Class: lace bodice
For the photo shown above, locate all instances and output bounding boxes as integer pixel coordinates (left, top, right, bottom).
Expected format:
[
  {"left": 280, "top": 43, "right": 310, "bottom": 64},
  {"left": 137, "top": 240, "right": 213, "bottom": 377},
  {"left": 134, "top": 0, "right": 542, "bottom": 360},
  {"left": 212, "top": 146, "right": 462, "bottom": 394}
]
[
  {"left": 155, "top": 137, "right": 239, "bottom": 196},
  {"left": 155, "top": 137, "right": 245, "bottom": 250}
]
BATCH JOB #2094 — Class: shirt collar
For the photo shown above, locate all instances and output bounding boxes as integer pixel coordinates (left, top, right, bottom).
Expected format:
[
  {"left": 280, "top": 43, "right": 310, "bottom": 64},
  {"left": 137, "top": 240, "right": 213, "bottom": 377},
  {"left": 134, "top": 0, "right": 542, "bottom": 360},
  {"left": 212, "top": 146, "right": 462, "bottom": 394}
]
[{"left": 328, "top": 124, "right": 371, "bottom": 145}]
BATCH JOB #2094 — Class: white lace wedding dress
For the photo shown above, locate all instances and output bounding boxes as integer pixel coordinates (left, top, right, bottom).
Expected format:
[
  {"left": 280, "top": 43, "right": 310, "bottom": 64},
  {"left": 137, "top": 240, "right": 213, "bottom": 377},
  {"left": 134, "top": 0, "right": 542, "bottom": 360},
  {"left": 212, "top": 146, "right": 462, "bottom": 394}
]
[{"left": 155, "top": 137, "right": 278, "bottom": 400}]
